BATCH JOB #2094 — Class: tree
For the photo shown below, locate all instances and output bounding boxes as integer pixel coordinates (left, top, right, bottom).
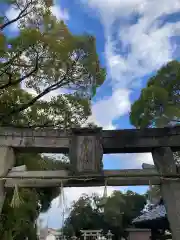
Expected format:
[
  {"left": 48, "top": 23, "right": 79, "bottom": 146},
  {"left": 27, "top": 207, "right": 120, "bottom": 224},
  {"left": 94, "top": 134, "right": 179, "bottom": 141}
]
[
  {"left": 62, "top": 191, "right": 146, "bottom": 240},
  {"left": 130, "top": 60, "right": 180, "bottom": 128},
  {"left": 63, "top": 194, "right": 105, "bottom": 237},
  {"left": 130, "top": 60, "right": 180, "bottom": 164},
  {"left": 103, "top": 191, "right": 146, "bottom": 239},
  {"left": 0, "top": 1, "right": 105, "bottom": 239},
  {"left": 0, "top": 0, "right": 105, "bottom": 126},
  {"left": 130, "top": 60, "right": 180, "bottom": 206}
]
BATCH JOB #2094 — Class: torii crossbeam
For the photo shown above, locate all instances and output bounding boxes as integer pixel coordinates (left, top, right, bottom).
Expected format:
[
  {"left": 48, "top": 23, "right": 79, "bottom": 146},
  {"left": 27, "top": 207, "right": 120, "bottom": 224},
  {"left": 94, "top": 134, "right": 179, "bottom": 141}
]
[{"left": 0, "top": 126, "right": 180, "bottom": 239}]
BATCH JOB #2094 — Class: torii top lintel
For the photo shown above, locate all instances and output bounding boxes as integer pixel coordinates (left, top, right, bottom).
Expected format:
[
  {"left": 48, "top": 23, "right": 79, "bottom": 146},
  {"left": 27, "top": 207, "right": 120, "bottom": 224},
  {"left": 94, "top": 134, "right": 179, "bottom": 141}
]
[{"left": 0, "top": 126, "right": 179, "bottom": 154}]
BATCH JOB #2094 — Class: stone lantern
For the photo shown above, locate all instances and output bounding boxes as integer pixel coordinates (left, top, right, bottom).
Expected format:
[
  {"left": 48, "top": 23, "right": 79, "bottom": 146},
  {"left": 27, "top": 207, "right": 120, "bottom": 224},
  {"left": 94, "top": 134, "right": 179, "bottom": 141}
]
[
  {"left": 69, "top": 127, "right": 103, "bottom": 174},
  {"left": 106, "top": 230, "right": 113, "bottom": 240}
]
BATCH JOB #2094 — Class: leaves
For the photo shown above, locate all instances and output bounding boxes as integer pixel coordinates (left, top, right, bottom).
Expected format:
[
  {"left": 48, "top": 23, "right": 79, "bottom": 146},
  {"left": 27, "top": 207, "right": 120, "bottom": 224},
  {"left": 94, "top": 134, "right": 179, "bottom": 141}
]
[
  {"left": 0, "top": 1, "right": 105, "bottom": 122},
  {"left": 130, "top": 60, "right": 180, "bottom": 128},
  {"left": 63, "top": 191, "right": 146, "bottom": 239},
  {"left": 44, "top": 0, "right": 53, "bottom": 7},
  {"left": 130, "top": 60, "right": 180, "bottom": 204},
  {"left": 10, "top": 185, "right": 24, "bottom": 208}
]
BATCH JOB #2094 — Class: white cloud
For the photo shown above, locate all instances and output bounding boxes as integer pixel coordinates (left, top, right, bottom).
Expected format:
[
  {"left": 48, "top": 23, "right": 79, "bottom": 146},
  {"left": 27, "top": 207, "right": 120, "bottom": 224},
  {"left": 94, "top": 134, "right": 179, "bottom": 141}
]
[
  {"left": 27, "top": 88, "right": 62, "bottom": 101},
  {"left": 121, "top": 153, "right": 154, "bottom": 169},
  {"left": 135, "top": 153, "right": 154, "bottom": 166},
  {"left": 105, "top": 152, "right": 154, "bottom": 169},
  {"left": 5, "top": 6, "right": 20, "bottom": 31},
  {"left": 50, "top": 5, "right": 69, "bottom": 21},
  {"left": 86, "top": 0, "right": 144, "bottom": 26},
  {"left": 59, "top": 186, "right": 118, "bottom": 209},
  {"left": 82, "top": 0, "right": 180, "bottom": 130},
  {"left": 87, "top": 88, "right": 131, "bottom": 129},
  {"left": 21, "top": 79, "right": 62, "bottom": 101},
  {"left": 87, "top": 0, "right": 180, "bottom": 28},
  {"left": 85, "top": 0, "right": 180, "bottom": 89}
]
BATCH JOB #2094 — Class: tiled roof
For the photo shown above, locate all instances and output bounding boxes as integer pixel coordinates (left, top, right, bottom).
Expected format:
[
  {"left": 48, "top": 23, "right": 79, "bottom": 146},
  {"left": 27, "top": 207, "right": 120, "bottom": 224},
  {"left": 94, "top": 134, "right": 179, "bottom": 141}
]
[{"left": 132, "top": 203, "right": 167, "bottom": 223}]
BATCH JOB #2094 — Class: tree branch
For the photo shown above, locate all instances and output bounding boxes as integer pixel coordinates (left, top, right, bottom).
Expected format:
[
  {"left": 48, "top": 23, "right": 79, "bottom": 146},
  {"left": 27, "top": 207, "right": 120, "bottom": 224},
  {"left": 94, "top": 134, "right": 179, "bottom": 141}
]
[
  {"left": 0, "top": 50, "right": 25, "bottom": 76},
  {"left": 0, "top": 1, "right": 33, "bottom": 31},
  {"left": 0, "top": 52, "right": 39, "bottom": 90},
  {"left": 0, "top": 54, "right": 87, "bottom": 122},
  {"left": 0, "top": 120, "right": 64, "bottom": 128},
  {"left": 0, "top": 72, "right": 69, "bottom": 121}
]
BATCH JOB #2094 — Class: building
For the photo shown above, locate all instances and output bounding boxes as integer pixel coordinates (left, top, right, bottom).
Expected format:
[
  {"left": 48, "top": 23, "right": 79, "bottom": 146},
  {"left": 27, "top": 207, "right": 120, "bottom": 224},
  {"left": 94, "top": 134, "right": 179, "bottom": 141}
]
[
  {"left": 37, "top": 227, "right": 62, "bottom": 240},
  {"left": 131, "top": 198, "right": 171, "bottom": 239},
  {"left": 37, "top": 219, "right": 62, "bottom": 240}
]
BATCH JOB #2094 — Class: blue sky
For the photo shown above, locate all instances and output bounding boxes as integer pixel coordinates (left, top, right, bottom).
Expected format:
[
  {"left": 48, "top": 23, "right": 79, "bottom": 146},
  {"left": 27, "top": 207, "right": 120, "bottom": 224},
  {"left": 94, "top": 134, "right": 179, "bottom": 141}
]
[{"left": 3, "top": 0, "right": 180, "bottom": 229}]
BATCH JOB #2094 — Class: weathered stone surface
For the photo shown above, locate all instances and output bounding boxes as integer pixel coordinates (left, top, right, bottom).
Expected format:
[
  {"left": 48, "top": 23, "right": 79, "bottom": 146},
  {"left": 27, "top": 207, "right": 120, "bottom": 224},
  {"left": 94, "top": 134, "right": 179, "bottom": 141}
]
[
  {"left": 152, "top": 147, "right": 180, "bottom": 240},
  {"left": 126, "top": 228, "right": 151, "bottom": 240},
  {"left": 103, "top": 127, "right": 180, "bottom": 153},
  {"left": 69, "top": 128, "right": 103, "bottom": 174},
  {"left": 0, "top": 126, "right": 179, "bottom": 153},
  {"left": 0, "top": 127, "right": 70, "bottom": 153},
  {"left": 0, "top": 147, "right": 15, "bottom": 213}
]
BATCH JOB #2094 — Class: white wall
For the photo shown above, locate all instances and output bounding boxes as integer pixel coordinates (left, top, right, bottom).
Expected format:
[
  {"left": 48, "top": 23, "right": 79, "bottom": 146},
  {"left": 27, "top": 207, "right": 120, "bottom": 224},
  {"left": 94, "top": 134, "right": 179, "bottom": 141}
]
[{"left": 46, "top": 234, "right": 56, "bottom": 240}]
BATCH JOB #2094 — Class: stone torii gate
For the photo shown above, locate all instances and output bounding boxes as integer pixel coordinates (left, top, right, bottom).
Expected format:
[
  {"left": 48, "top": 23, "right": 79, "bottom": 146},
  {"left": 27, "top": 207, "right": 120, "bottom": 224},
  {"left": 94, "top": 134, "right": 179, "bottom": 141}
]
[
  {"left": 80, "top": 229, "right": 103, "bottom": 240},
  {"left": 0, "top": 126, "right": 180, "bottom": 239}
]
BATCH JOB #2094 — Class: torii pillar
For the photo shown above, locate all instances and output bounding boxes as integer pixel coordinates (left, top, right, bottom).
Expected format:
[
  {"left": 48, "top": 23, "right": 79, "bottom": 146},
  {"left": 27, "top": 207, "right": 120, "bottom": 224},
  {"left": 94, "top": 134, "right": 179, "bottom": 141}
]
[
  {"left": 152, "top": 147, "right": 180, "bottom": 240},
  {"left": 0, "top": 147, "right": 15, "bottom": 213}
]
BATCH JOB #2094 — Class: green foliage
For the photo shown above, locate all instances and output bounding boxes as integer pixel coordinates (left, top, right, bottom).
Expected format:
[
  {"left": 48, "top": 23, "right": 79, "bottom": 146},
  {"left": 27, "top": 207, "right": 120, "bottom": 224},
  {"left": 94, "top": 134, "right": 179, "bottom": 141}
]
[
  {"left": 0, "top": 87, "right": 91, "bottom": 127},
  {"left": 130, "top": 60, "right": 180, "bottom": 128},
  {"left": 62, "top": 191, "right": 146, "bottom": 239},
  {"left": 63, "top": 195, "right": 104, "bottom": 236},
  {"left": 0, "top": 0, "right": 105, "bottom": 238},
  {"left": 0, "top": 1, "right": 106, "bottom": 122},
  {"left": 103, "top": 191, "right": 146, "bottom": 238},
  {"left": 130, "top": 60, "right": 180, "bottom": 201}
]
